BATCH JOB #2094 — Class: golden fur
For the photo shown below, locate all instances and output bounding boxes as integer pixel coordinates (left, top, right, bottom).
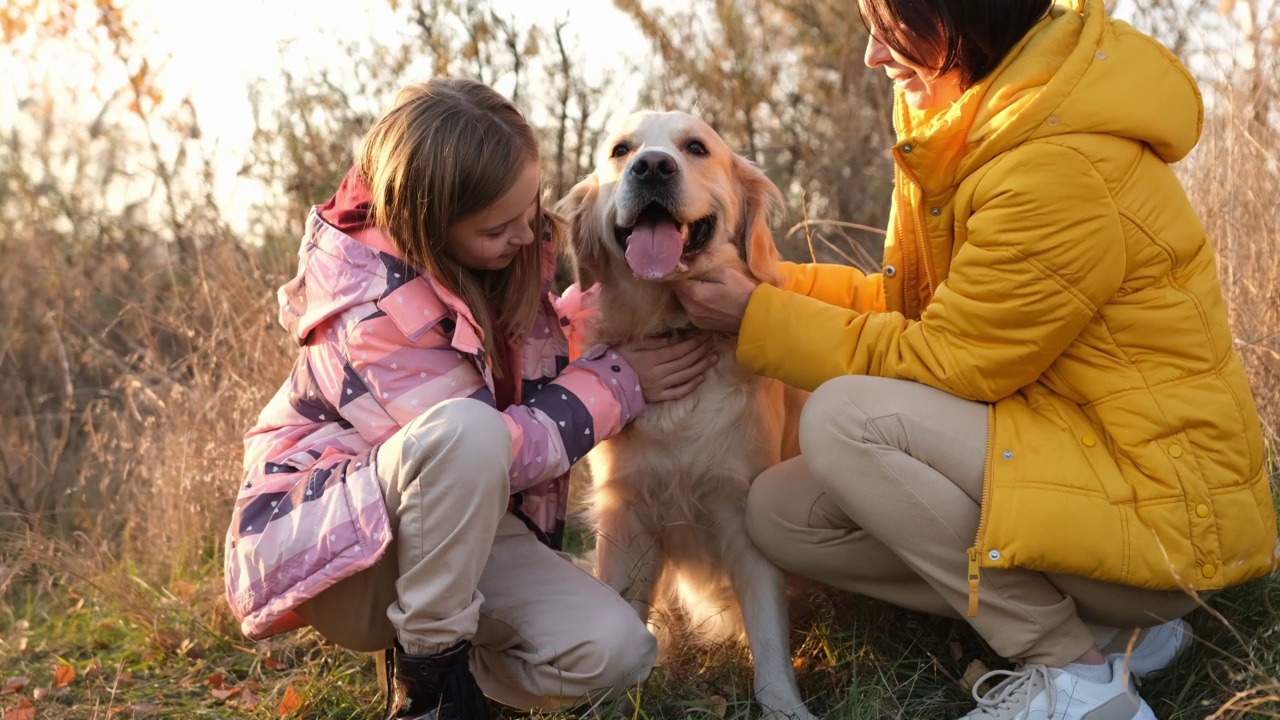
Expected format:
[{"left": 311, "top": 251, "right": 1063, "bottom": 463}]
[{"left": 556, "top": 111, "right": 815, "bottom": 720}]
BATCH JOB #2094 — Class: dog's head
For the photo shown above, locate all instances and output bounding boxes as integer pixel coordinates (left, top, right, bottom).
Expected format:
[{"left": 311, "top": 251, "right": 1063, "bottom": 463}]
[{"left": 557, "top": 111, "right": 784, "bottom": 288}]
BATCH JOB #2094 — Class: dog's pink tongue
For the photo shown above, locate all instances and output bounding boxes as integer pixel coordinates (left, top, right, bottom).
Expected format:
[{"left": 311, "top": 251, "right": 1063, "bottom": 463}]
[{"left": 625, "top": 219, "right": 684, "bottom": 280}]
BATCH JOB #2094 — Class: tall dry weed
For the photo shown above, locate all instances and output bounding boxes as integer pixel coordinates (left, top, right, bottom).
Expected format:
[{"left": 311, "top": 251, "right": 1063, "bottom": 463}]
[
  {"left": 0, "top": 203, "right": 297, "bottom": 579},
  {"left": 1181, "top": 89, "right": 1280, "bottom": 449}
]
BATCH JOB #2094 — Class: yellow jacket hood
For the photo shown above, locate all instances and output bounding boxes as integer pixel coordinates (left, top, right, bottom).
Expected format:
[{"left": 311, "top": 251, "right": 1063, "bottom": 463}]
[{"left": 896, "top": 0, "right": 1203, "bottom": 197}]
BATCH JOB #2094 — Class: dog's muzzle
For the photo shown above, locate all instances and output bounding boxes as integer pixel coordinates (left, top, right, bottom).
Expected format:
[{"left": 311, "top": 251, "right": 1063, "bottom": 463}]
[{"left": 613, "top": 151, "right": 716, "bottom": 281}]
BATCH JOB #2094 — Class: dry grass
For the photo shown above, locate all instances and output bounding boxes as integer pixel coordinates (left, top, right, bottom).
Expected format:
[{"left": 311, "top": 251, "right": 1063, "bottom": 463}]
[{"left": 1, "top": 42, "right": 1278, "bottom": 720}]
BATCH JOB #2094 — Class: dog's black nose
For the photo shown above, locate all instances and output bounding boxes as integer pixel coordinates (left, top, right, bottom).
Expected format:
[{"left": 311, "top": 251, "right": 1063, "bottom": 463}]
[{"left": 629, "top": 151, "right": 678, "bottom": 182}]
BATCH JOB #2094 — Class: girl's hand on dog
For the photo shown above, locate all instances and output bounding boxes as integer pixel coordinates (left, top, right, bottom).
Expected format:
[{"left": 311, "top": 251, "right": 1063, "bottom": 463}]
[
  {"left": 619, "top": 336, "right": 718, "bottom": 403},
  {"left": 672, "top": 266, "right": 758, "bottom": 334}
]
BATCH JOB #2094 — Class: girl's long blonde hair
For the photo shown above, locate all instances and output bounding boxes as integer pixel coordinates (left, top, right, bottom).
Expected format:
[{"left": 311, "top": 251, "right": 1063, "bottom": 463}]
[{"left": 357, "top": 77, "right": 547, "bottom": 372}]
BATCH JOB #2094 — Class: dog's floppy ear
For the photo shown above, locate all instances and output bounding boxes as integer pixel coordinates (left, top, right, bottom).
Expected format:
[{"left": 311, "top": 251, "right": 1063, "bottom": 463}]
[
  {"left": 732, "top": 155, "right": 785, "bottom": 286},
  {"left": 554, "top": 175, "right": 607, "bottom": 289}
]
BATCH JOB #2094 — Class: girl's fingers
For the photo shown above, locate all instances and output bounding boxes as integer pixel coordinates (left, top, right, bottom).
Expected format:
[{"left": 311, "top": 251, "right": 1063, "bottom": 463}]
[
  {"left": 657, "top": 352, "right": 718, "bottom": 390},
  {"left": 655, "top": 337, "right": 716, "bottom": 373},
  {"left": 655, "top": 335, "right": 708, "bottom": 363},
  {"left": 650, "top": 374, "right": 705, "bottom": 403}
]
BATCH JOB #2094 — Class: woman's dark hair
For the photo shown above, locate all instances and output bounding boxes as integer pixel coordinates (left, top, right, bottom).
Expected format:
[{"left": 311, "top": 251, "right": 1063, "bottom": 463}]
[{"left": 859, "top": 0, "right": 1053, "bottom": 86}]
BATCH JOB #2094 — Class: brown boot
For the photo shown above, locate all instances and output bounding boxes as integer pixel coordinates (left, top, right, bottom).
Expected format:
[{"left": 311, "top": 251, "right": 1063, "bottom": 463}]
[{"left": 383, "top": 640, "right": 492, "bottom": 720}]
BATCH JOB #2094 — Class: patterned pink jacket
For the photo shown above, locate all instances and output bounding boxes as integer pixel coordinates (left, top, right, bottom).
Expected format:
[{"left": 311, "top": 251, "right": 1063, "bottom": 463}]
[{"left": 223, "top": 210, "right": 642, "bottom": 640}]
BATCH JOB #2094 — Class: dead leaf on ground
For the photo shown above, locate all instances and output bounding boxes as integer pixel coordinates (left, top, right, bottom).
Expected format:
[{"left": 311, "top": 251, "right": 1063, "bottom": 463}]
[
  {"left": 6, "top": 698, "right": 36, "bottom": 720},
  {"left": 276, "top": 684, "right": 303, "bottom": 716},
  {"left": 210, "top": 687, "right": 242, "bottom": 701},
  {"left": 959, "top": 658, "right": 992, "bottom": 693},
  {"left": 207, "top": 673, "right": 225, "bottom": 690},
  {"left": 30, "top": 689, "right": 47, "bottom": 702},
  {"left": 707, "top": 694, "right": 728, "bottom": 718},
  {"left": 53, "top": 663, "right": 75, "bottom": 688},
  {"left": 792, "top": 655, "right": 810, "bottom": 673},
  {"left": 2, "top": 678, "right": 29, "bottom": 695},
  {"left": 233, "top": 687, "right": 261, "bottom": 711}
]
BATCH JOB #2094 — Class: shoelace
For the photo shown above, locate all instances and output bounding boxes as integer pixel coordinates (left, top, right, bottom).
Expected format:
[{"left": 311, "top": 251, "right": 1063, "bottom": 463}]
[{"left": 970, "top": 664, "right": 1058, "bottom": 718}]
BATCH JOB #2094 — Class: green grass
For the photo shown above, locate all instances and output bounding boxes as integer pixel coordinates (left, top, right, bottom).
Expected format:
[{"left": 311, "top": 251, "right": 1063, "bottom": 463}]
[{"left": 4, "top": 523, "right": 1280, "bottom": 719}]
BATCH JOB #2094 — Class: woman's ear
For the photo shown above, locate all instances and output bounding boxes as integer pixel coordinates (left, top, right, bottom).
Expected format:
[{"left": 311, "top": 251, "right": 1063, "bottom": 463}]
[
  {"left": 732, "top": 155, "right": 785, "bottom": 286},
  {"left": 554, "top": 175, "right": 607, "bottom": 288}
]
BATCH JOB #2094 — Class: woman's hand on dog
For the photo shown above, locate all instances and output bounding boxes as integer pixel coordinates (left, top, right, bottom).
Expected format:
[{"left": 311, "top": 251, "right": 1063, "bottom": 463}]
[
  {"left": 619, "top": 336, "right": 719, "bottom": 403},
  {"left": 672, "top": 266, "right": 758, "bottom": 334}
]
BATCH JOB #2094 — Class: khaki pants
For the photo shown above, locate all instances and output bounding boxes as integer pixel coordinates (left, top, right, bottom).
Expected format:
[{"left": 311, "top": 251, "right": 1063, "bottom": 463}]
[
  {"left": 746, "top": 376, "right": 1200, "bottom": 666},
  {"left": 297, "top": 399, "right": 657, "bottom": 711}
]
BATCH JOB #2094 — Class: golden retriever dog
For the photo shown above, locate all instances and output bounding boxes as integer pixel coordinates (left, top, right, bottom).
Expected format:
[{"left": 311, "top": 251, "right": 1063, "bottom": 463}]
[{"left": 555, "top": 111, "right": 816, "bottom": 720}]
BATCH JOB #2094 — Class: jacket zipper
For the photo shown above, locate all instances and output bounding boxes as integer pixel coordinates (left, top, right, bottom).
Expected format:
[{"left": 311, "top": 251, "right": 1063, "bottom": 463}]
[
  {"left": 890, "top": 151, "right": 939, "bottom": 309},
  {"left": 968, "top": 404, "right": 997, "bottom": 616}
]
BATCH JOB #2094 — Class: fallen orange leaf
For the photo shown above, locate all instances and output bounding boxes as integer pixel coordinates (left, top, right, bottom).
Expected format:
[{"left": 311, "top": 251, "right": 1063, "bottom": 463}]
[
  {"left": 6, "top": 698, "right": 35, "bottom": 720},
  {"left": 53, "top": 663, "right": 75, "bottom": 688},
  {"left": 276, "top": 684, "right": 303, "bottom": 716},
  {"left": 207, "top": 673, "right": 225, "bottom": 690}
]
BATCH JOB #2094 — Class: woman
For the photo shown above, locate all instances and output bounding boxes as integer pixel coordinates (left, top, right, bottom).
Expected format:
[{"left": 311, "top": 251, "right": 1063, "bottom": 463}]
[{"left": 673, "top": 0, "right": 1275, "bottom": 717}]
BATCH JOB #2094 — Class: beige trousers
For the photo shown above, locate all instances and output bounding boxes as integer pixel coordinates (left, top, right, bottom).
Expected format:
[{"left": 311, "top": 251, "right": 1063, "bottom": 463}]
[
  {"left": 746, "top": 376, "right": 1200, "bottom": 666},
  {"left": 297, "top": 398, "right": 657, "bottom": 711}
]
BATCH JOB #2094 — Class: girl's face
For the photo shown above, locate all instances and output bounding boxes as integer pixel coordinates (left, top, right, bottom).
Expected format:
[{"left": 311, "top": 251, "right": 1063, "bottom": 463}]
[
  {"left": 446, "top": 160, "right": 541, "bottom": 271},
  {"left": 861, "top": 8, "right": 965, "bottom": 111}
]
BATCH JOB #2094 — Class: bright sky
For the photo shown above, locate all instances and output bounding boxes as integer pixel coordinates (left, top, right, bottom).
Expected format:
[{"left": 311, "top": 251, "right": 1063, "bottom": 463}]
[
  {"left": 5, "top": 0, "right": 1252, "bottom": 233},
  {"left": 128, "top": 0, "right": 662, "bottom": 138},
  {"left": 8, "top": 0, "right": 674, "bottom": 232}
]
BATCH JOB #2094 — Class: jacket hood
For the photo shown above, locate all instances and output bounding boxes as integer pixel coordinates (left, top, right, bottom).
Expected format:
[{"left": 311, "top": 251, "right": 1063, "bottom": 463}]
[
  {"left": 894, "top": 0, "right": 1203, "bottom": 194},
  {"left": 277, "top": 212, "right": 415, "bottom": 346},
  {"left": 277, "top": 168, "right": 557, "bottom": 349}
]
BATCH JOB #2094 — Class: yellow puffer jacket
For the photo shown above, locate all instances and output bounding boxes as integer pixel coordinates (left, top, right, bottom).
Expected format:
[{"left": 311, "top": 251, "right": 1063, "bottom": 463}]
[{"left": 738, "top": 0, "right": 1275, "bottom": 608}]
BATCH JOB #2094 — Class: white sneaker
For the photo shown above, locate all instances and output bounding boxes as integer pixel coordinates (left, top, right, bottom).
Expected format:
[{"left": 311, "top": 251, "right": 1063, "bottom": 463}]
[
  {"left": 1100, "top": 618, "right": 1191, "bottom": 679},
  {"left": 958, "top": 657, "right": 1156, "bottom": 720}
]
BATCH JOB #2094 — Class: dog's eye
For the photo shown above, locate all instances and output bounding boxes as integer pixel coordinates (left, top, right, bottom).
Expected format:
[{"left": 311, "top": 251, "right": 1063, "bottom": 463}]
[
  {"left": 610, "top": 143, "right": 630, "bottom": 159},
  {"left": 686, "top": 140, "right": 708, "bottom": 157}
]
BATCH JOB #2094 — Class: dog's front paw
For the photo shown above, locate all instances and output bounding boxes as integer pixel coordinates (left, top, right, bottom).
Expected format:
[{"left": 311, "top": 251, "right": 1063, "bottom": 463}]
[
  {"left": 759, "top": 708, "right": 819, "bottom": 720},
  {"left": 756, "top": 691, "right": 819, "bottom": 720}
]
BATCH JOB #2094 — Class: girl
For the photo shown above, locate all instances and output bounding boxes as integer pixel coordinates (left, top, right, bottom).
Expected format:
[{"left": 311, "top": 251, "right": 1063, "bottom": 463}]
[
  {"left": 224, "top": 77, "right": 716, "bottom": 720},
  {"left": 673, "top": 0, "right": 1275, "bottom": 718}
]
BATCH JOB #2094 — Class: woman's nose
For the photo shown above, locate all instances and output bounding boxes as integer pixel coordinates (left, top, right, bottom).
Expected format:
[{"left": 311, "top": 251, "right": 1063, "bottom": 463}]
[{"left": 864, "top": 33, "right": 892, "bottom": 69}]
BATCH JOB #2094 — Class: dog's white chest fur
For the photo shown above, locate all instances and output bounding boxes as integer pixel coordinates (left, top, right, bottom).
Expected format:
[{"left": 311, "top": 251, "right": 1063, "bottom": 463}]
[{"left": 613, "top": 342, "right": 782, "bottom": 518}]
